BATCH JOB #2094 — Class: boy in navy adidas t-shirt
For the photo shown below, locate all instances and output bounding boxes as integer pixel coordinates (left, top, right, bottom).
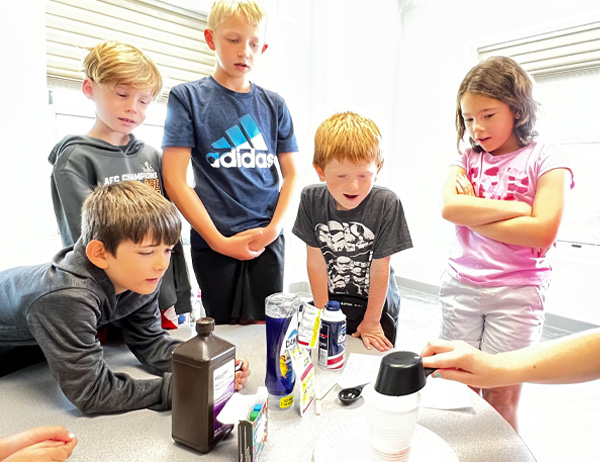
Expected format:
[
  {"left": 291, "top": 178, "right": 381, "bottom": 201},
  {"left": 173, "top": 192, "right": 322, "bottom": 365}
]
[{"left": 162, "top": 0, "right": 298, "bottom": 323}]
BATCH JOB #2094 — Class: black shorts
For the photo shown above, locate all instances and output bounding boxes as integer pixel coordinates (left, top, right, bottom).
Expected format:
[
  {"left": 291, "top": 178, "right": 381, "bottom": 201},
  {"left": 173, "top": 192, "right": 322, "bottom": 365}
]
[
  {"left": 191, "top": 234, "right": 285, "bottom": 324},
  {"left": 0, "top": 345, "right": 46, "bottom": 377}
]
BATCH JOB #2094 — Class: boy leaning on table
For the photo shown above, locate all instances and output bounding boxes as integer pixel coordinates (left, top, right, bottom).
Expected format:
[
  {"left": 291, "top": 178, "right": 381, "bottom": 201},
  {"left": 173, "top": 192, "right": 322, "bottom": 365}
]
[
  {"left": 0, "top": 181, "right": 250, "bottom": 415},
  {"left": 292, "top": 112, "right": 413, "bottom": 353}
]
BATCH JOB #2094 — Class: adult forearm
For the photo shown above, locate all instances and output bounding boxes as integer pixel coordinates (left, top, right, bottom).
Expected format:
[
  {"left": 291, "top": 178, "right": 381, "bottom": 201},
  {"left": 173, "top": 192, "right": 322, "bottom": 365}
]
[{"left": 499, "top": 329, "right": 600, "bottom": 385}]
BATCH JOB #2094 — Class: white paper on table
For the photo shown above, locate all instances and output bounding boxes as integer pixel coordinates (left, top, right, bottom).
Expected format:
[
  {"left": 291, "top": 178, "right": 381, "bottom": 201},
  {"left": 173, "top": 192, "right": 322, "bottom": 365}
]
[
  {"left": 420, "top": 378, "right": 473, "bottom": 410},
  {"left": 337, "top": 353, "right": 383, "bottom": 389}
]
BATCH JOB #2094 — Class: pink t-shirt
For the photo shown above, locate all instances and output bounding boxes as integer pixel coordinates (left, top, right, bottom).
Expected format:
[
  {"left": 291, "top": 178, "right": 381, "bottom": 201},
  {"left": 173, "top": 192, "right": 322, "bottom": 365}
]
[{"left": 446, "top": 141, "right": 574, "bottom": 287}]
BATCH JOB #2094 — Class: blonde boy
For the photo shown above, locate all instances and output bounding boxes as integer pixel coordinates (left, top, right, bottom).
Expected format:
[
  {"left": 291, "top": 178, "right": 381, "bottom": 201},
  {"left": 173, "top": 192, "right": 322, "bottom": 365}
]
[
  {"left": 49, "top": 40, "right": 191, "bottom": 323},
  {"left": 292, "top": 112, "right": 412, "bottom": 352},
  {"left": 162, "top": 0, "right": 299, "bottom": 324}
]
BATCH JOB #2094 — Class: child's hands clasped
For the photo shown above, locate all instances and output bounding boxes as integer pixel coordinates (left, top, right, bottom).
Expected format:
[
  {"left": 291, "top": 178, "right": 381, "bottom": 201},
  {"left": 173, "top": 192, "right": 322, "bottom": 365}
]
[
  {"left": 219, "top": 229, "right": 265, "bottom": 260},
  {"left": 246, "top": 225, "right": 279, "bottom": 253},
  {"left": 352, "top": 320, "right": 393, "bottom": 352},
  {"left": 234, "top": 358, "right": 251, "bottom": 391},
  {"left": 1, "top": 426, "right": 78, "bottom": 462}
]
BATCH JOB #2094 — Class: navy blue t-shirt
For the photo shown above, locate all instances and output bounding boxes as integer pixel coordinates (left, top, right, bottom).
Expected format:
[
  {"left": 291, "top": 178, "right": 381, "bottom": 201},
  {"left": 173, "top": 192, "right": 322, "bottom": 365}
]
[{"left": 163, "top": 77, "right": 298, "bottom": 248}]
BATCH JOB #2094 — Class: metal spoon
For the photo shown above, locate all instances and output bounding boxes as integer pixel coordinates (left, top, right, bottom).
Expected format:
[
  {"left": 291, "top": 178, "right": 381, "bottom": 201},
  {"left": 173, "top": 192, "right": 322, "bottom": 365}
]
[{"left": 338, "top": 382, "right": 370, "bottom": 405}]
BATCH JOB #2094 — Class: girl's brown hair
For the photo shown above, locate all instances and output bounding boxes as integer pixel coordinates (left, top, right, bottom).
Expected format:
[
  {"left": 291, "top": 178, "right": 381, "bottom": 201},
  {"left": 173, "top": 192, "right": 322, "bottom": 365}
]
[{"left": 456, "top": 56, "right": 539, "bottom": 153}]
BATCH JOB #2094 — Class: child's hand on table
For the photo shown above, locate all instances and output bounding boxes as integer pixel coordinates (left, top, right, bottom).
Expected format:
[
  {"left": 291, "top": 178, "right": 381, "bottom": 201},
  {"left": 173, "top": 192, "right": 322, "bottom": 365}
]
[
  {"left": 235, "top": 358, "right": 251, "bottom": 391},
  {"left": 352, "top": 320, "right": 393, "bottom": 352},
  {"left": 1, "top": 426, "right": 78, "bottom": 461}
]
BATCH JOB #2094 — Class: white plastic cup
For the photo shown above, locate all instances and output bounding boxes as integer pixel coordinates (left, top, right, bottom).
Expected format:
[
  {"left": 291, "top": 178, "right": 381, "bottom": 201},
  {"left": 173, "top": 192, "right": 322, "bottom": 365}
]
[{"left": 363, "top": 383, "right": 420, "bottom": 462}]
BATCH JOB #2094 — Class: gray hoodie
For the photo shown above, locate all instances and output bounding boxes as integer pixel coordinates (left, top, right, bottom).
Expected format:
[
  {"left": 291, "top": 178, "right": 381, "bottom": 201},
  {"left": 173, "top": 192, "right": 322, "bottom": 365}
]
[
  {"left": 0, "top": 241, "right": 181, "bottom": 414},
  {"left": 48, "top": 135, "right": 163, "bottom": 246}
]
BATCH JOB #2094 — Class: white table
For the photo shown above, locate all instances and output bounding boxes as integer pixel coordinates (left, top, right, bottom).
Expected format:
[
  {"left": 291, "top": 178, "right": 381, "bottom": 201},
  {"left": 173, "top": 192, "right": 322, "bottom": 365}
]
[{"left": 0, "top": 324, "right": 535, "bottom": 461}]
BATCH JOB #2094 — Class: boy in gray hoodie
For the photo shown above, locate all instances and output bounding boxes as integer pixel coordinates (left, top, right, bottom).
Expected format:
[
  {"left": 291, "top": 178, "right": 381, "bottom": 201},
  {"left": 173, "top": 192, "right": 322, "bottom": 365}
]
[
  {"left": 0, "top": 182, "right": 249, "bottom": 414},
  {"left": 48, "top": 40, "right": 191, "bottom": 326}
]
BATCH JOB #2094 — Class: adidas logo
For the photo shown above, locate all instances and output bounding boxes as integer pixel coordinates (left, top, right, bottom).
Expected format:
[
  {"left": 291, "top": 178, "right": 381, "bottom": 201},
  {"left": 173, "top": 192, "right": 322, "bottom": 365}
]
[{"left": 206, "top": 114, "right": 275, "bottom": 169}]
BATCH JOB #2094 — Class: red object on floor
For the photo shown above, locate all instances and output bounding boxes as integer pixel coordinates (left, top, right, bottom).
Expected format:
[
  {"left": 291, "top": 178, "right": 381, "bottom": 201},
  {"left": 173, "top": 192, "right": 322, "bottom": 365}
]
[{"left": 161, "top": 310, "right": 178, "bottom": 330}]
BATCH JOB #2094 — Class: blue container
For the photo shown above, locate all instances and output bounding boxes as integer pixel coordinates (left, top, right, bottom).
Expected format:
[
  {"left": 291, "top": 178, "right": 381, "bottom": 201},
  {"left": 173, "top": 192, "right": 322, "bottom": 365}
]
[
  {"left": 318, "top": 301, "right": 346, "bottom": 369},
  {"left": 265, "top": 293, "right": 300, "bottom": 410}
]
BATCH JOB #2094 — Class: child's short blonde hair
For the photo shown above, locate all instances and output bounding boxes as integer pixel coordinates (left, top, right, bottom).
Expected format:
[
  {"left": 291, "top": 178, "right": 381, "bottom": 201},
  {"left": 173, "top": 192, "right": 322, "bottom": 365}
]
[
  {"left": 83, "top": 40, "right": 163, "bottom": 98},
  {"left": 208, "top": 0, "right": 266, "bottom": 31},
  {"left": 81, "top": 181, "right": 181, "bottom": 255},
  {"left": 313, "top": 112, "right": 383, "bottom": 170}
]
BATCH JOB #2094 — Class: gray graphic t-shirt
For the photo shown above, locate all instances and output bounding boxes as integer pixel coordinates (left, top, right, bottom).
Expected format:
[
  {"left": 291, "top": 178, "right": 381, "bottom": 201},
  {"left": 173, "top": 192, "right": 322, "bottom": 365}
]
[{"left": 292, "top": 184, "right": 412, "bottom": 303}]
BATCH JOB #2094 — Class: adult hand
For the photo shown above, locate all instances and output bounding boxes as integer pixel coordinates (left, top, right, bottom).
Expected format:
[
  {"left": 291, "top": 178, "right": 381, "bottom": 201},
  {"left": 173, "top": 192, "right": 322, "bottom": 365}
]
[
  {"left": 421, "top": 339, "right": 502, "bottom": 388},
  {"left": 235, "top": 358, "right": 251, "bottom": 391},
  {"left": 352, "top": 320, "right": 393, "bottom": 352}
]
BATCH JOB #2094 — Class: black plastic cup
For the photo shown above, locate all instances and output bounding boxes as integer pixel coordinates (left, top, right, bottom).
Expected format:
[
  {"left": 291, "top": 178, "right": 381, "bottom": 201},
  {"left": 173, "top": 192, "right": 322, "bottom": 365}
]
[{"left": 374, "top": 351, "right": 436, "bottom": 396}]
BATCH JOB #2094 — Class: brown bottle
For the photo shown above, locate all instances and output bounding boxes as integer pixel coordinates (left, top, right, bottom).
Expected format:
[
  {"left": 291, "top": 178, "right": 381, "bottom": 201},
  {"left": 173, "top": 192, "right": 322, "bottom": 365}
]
[{"left": 172, "top": 317, "right": 236, "bottom": 452}]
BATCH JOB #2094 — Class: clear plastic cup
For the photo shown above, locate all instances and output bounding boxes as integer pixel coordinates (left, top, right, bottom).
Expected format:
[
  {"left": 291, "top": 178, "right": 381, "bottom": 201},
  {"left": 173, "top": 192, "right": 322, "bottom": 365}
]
[{"left": 363, "top": 383, "right": 420, "bottom": 462}]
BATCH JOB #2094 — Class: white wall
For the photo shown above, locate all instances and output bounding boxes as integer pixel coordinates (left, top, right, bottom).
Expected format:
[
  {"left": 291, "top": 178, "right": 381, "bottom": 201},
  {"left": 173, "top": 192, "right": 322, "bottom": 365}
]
[
  {"left": 256, "top": 0, "right": 404, "bottom": 288},
  {"left": 2, "top": 0, "right": 600, "bottom": 324},
  {"left": 387, "top": 0, "right": 600, "bottom": 324},
  {"left": 0, "top": 0, "right": 60, "bottom": 268}
]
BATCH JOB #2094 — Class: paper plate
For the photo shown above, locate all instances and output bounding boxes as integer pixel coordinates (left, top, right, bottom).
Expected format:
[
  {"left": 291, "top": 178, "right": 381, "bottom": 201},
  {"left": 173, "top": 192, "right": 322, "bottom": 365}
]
[{"left": 313, "top": 417, "right": 458, "bottom": 462}]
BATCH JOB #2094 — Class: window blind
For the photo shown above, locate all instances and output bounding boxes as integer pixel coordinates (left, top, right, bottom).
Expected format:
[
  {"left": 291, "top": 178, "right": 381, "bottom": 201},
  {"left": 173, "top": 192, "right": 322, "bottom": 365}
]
[
  {"left": 478, "top": 21, "right": 600, "bottom": 77},
  {"left": 478, "top": 20, "right": 600, "bottom": 247},
  {"left": 46, "top": 0, "right": 215, "bottom": 97}
]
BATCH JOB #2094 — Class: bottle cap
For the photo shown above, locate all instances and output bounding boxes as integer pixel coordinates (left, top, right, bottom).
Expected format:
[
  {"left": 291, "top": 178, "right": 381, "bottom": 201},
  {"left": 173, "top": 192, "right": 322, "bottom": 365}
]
[
  {"left": 195, "top": 317, "right": 215, "bottom": 336},
  {"left": 325, "top": 300, "right": 341, "bottom": 311}
]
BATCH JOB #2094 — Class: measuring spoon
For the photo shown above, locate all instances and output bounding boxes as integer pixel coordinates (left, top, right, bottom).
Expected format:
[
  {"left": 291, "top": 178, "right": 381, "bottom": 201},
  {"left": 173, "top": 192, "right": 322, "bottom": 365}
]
[{"left": 338, "top": 382, "right": 370, "bottom": 405}]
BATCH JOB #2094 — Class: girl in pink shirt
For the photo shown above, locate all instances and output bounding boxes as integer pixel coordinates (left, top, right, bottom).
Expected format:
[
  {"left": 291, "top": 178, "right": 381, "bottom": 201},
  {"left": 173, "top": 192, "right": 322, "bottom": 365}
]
[{"left": 439, "top": 56, "right": 574, "bottom": 431}]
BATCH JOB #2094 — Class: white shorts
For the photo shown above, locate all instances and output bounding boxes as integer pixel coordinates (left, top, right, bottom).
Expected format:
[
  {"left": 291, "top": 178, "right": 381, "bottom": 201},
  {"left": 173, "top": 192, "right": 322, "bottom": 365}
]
[{"left": 438, "top": 272, "right": 546, "bottom": 354}]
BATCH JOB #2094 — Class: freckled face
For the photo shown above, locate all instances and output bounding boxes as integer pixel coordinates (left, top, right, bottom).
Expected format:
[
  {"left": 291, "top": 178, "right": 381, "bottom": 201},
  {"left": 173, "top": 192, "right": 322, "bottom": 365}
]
[{"left": 315, "top": 159, "right": 380, "bottom": 211}]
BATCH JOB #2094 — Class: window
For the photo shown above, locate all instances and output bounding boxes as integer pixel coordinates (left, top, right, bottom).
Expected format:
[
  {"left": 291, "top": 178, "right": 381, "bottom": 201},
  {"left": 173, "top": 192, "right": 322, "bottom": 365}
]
[
  {"left": 46, "top": 0, "right": 214, "bottom": 96},
  {"left": 535, "top": 69, "right": 600, "bottom": 247},
  {"left": 477, "top": 19, "right": 600, "bottom": 248}
]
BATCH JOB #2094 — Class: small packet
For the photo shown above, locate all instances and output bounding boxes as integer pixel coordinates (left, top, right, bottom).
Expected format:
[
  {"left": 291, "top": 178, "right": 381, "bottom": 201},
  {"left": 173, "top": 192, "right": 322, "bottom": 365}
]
[
  {"left": 217, "top": 387, "right": 269, "bottom": 462},
  {"left": 289, "top": 347, "right": 315, "bottom": 417},
  {"left": 297, "top": 302, "right": 321, "bottom": 349}
]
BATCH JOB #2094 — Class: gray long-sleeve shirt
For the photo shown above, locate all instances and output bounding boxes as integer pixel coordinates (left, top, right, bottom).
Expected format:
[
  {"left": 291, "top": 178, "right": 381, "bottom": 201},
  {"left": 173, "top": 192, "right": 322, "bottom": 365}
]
[{"left": 0, "top": 241, "right": 182, "bottom": 414}]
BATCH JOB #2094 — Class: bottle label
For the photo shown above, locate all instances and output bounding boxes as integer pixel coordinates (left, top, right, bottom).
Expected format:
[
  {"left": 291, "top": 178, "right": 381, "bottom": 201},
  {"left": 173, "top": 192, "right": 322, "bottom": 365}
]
[
  {"left": 297, "top": 303, "right": 322, "bottom": 348},
  {"left": 318, "top": 320, "right": 346, "bottom": 369},
  {"left": 213, "top": 359, "right": 235, "bottom": 438},
  {"left": 265, "top": 312, "right": 298, "bottom": 405},
  {"left": 279, "top": 394, "right": 294, "bottom": 409},
  {"left": 279, "top": 312, "right": 298, "bottom": 382}
]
